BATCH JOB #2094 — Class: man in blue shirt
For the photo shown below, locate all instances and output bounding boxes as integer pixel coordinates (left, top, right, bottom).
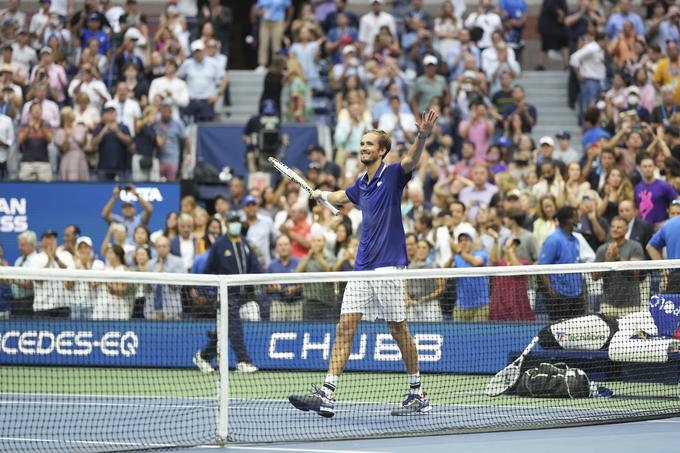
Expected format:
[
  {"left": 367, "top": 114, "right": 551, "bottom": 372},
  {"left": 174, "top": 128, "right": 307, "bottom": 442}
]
[
  {"left": 101, "top": 184, "right": 153, "bottom": 244},
  {"left": 288, "top": 110, "right": 439, "bottom": 418},
  {"left": 267, "top": 235, "right": 303, "bottom": 321},
  {"left": 647, "top": 207, "right": 680, "bottom": 293},
  {"left": 538, "top": 206, "right": 585, "bottom": 321},
  {"left": 448, "top": 231, "right": 490, "bottom": 321}
]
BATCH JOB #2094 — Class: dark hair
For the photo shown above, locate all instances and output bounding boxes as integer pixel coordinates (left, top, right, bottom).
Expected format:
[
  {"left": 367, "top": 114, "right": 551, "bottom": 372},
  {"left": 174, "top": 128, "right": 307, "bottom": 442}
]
[
  {"left": 405, "top": 232, "right": 418, "bottom": 242},
  {"left": 203, "top": 218, "right": 223, "bottom": 250},
  {"left": 133, "top": 246, "right": 151, "bottom": 265},
  {"left": 134, "top": 225, "right": 150, "bottom": 245},
  {"left": 450, "top": 199, "right": 466, "bottom": 213},
  {"left": 108, "top": 244, "right": 126, "bottom": 265},
  {"left": 637, "top": 152, "right": 653, "bottom": 165},
  {"left": 610, "top": 215, "right": 628, "bottom": 226},
  {"left": 601, "top": 147, "right": 616, "bottom": 158},
  {"left": 504, "top": 207, "right": 525, "bottom": 226},
  {"left": 416, "top": 212, "right": 433, "bottom": 230},
  {"left": 595, "top": 31, "right": 607, "bottom": 42},
  {"left": 584, "top": 107, "right": 601, "bottom": 125},
  {"left": 66, "top": 224, "right": 81, "bottom": 236},
  {"left": 163, "top": 211, "right": 179, "bottom": 237},
  {"left": 365, "top": 129, "right": 392, "bottom": 157},
  {"left": 555, "top": 206, "right": 577, "bottom": 226},
  {"left": 664, "top": 157, "right": 680, "bottom": 177}
]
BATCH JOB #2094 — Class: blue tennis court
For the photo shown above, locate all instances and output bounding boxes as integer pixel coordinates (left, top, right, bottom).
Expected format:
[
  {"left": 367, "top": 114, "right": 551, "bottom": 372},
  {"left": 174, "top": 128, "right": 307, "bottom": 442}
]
[{"left": 0, "top": 392, "right": 678, "bottom": 453}]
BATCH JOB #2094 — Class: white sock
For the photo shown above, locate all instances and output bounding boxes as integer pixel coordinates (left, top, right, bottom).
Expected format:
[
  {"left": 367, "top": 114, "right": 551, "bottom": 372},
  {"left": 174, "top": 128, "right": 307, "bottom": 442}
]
[
  {"left": 323, "top": 374, "right": 339, "bottom": 394},
  {"left": 409, "top": 373, "right": 422, "bottom": 395}
]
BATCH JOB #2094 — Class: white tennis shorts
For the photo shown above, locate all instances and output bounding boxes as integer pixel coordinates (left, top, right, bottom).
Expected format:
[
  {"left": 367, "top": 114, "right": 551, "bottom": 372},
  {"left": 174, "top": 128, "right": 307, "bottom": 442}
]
[{"left": 341, "top": 267, "right": 406, "bottom": 322}]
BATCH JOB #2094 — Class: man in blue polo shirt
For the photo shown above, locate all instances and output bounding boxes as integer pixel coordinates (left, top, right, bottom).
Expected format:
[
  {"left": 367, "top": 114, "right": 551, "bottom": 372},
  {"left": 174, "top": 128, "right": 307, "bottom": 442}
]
[
  {"left": 647, "top": 206, "right": 680, "bottom": 293},
  {"left": 288, "top": 110, "right": 439, "bottom": 418},
  {"left": 538, "top": 206, "right": 585, "bottom": 321}
]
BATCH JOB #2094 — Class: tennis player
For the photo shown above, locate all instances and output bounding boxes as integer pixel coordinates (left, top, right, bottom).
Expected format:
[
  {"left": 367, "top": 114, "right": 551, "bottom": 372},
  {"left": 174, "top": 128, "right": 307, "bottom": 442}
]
[{"left": 288, "top": 110, "right": 439, "bottom": 417}]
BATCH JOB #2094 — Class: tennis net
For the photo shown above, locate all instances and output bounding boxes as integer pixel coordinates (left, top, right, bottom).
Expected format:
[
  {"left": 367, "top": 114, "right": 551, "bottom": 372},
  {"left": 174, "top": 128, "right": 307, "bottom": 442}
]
[{"left": 1, "top": 261, "right": 680, "bottom": 451}]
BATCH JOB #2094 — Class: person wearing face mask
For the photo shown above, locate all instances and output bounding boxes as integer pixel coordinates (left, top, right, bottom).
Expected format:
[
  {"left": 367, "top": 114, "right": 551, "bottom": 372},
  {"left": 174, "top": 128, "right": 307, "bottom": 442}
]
[{"left": 193, "top": 212, "right": 262, "bottom": 374}]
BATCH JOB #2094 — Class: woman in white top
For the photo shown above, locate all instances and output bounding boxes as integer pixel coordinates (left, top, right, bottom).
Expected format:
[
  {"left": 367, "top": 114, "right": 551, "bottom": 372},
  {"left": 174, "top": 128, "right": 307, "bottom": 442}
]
[
  {"left": 65, "top": 236, "right": 105, "bottom": 320},
  {"left": 93, "top": 244, "right": 132, "bottom": 321},
  {"left": 434, "top": 1, "right": 462, "bottom": 58}
]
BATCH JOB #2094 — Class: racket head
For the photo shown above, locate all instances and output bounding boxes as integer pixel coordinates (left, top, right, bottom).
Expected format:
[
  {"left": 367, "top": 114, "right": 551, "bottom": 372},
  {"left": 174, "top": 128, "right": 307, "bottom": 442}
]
[
  {"left": 268, "top": 157, "right": 312, "bottom": 193},
  {"left": 485, "top": 365, "right": 522, "bottom": 397}
]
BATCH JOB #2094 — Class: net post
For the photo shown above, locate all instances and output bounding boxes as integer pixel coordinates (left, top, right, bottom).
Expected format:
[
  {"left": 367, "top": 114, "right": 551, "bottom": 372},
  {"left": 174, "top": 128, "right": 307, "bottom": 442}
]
[{"left": 216, "top": 279, "right": 229, "bottom": 444}]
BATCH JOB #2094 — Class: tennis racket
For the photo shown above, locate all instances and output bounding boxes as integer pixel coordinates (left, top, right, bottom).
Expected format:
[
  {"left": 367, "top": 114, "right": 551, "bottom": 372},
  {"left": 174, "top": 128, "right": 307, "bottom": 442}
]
[
  {"left": 269, "top": 157, "right": 340, "bottom": 216},
  {"left": 485, "top": 336, "right": 539, "bottom": 397}
]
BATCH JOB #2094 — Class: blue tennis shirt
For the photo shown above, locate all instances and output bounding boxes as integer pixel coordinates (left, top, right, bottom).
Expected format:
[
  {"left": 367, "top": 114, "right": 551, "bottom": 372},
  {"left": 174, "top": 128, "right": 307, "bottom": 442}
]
[
  {"left": 346, "top": 162, "right": 412, "bottom": 270},
  {"left": 537, "top": 227, "right": 583, "bottom": 297},
  {"left": 648, "top": 215, "right": 680, "bottom": 260}
]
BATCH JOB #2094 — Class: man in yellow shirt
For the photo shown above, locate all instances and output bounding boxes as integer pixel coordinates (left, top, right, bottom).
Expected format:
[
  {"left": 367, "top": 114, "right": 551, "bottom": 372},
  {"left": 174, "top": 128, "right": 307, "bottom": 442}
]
[{"left": 653, "top": 41, "right": 680, "bottom": 104}]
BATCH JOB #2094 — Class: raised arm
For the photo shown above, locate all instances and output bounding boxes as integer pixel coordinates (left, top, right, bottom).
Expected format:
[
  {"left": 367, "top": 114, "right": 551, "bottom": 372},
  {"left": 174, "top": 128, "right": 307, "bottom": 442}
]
[{"left": 401, "top": 109, "right": 439, "bottom": 174}]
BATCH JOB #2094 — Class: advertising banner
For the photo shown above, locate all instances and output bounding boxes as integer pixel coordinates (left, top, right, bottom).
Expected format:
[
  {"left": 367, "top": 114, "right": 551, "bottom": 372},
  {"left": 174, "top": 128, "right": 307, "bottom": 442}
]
[
  {"left": 0, "top": 319, "right": 540, "bottom": 374},
  {"left": 0, "top": 182, "right": 180, "bottom": 263}
]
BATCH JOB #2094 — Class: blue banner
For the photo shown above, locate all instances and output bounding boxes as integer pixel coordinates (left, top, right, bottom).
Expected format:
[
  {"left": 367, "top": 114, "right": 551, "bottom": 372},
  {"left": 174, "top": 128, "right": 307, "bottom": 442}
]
[
  {"left": 0, "top": 320, "right": 540, "bottom": 374},
  {"left": 649, "top": 294, "right": 680, "bottom": 339},
  {"left": 198, "top": 124, "right": 319, "bottom": 179},
  {"left": 0, "top": 182, "right": 180, "bottom": 263}
]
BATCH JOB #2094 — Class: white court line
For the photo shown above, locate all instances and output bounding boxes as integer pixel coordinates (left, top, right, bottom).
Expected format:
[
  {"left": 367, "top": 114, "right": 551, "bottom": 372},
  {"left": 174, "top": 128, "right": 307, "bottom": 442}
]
[
  {"left": 226, "top": 447, "right": 390, "bottom": 453},
  {"left": 0, "top": 400, "right": 210, "bottom": 409},
  {"left": 0, "top": 436, "right": 175, "bottom": 448},
  {"left": 647, "top": 419, "right": 680, "bottom": 423},
  {"left": 0, "top": 391, "right": 216, "bottom": 401}
]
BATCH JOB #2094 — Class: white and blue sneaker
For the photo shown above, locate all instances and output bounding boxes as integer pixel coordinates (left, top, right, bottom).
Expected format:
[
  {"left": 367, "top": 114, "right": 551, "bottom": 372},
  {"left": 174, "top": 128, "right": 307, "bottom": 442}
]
[
  {"left": 391, "top": 392, "right": 432, "bottom": 416},
  {"left": 289, "top": 386, "right": 335, "bottom": 418}
]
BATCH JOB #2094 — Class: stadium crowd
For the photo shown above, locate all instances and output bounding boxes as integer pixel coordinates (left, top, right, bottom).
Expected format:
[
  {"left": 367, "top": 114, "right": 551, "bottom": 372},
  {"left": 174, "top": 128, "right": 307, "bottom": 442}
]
[{"left": 0, "top": 0, "right": 680, "bottom": 325}]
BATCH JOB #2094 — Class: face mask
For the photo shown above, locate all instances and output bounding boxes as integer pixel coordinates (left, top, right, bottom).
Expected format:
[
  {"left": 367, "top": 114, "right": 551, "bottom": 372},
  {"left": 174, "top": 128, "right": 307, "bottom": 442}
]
[
  {"left": 51, "top": 19, "right": 61, "bottom": 27},
  {"left": 227, "top": 222, "right": 242, "bottom": 236}
]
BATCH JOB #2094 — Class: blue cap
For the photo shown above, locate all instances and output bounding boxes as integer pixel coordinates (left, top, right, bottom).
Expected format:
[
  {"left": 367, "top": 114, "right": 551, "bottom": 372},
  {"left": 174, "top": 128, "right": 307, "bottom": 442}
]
[
  {"left": 243, "top": 195, "right": 257, "bottom": 206},
  {"left": 261, "top": 99, "right": 277, "bottom": 115},
  {"left": 226, "top": 211, "right": 241, "bottom": 222},
  {"left": 496, "top": 136, "right": 511, "bottom": 147}
]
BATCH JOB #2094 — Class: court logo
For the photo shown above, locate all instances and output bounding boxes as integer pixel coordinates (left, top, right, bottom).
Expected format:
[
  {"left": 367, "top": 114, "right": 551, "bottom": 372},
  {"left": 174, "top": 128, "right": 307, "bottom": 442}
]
[
  {"left": 119, "top": 187, "right": 164, "bottom": 203},
  {"left": 0, "top": 330, "right": 139, "bottom": 357}
]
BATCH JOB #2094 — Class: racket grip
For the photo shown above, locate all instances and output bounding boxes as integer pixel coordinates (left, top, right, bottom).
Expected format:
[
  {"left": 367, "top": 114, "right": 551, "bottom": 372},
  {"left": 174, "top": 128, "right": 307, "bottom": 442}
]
[{"left": 320, "top": 198, "right": 340, "bottom": 216}]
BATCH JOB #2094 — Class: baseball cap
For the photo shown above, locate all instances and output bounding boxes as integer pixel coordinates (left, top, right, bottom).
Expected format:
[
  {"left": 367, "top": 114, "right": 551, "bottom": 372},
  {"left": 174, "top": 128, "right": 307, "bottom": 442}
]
[
  {"left": 190, "top": 39, "right": 205, "bottom": 52},
  {"left": 539, "top": 136, "right": 554, "bottom": 147},
  {"left": 103, "top": 100, "right": 118, "bottom": 111},
  {"left": 496, "top": 136, "right": 511, "bottom": 147},
  {"left": 0, "top": 63, "right": 13, "bottom": 74},
  {"left": 87, "top": 12, "right": 100, "bottom": 21},
  {"left": 456, "top": 224, "right": 476, "bottom": 241},
  {"left": 504, "top": 189, "right": 522, "bottom": 201},
  {"left": 167, "top": 4, "right": 179, "bottom": 15},
  {"left": 423, "top": 55, "right": 438, "bottom": 66},
  {"left": 342, "top": 45, "right": 357, "bottom": 55},
  {"left": 76, "top": 236, "right": 93, "bottom": 248},
  {"left": 556, "top": 131, "right": 571, "bottom": 139},
  {"left": 226, "top": 211, "right": 241, "bottom": 222},
  {"left": 39, "top": 46, "right": 52, "bottom": 55},
  {"left": 159, "top": 97, "right": 174, "bottom": 108},
  {"left": 124, "top": 27, "right": 142, "bottom": 42},
  {"left": 243, "top": 195, "right": 257, "bottom": 206},
  {"left": 41, "top": 229, "right": 58, "bottom": 239}
]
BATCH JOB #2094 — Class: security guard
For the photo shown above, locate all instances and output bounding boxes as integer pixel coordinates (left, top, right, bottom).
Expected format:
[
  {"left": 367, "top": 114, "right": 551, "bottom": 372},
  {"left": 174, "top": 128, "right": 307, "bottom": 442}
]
[{"left": 193, "top": 212, "right": 262, "bottom": 373}]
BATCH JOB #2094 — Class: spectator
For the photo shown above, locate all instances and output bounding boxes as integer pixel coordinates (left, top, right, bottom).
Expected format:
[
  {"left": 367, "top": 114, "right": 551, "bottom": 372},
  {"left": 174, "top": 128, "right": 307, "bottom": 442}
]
[
  {"left": 155, "top": 99, "right": 189, "bottom": 182},
  {"left": 73, "top": 92, "right": 100, "bottom": 134},
  {"left": 93, "top": 244, "right": 131, "bottom": 320},
  {"left": 196, "top": 217, "right": 223, "bottom": 256},
  {"left": 177, "top": 39, "right": 225, "bottom": 122},
  {"left": 618, "top": 199, "right": 654, "bottom": 252},
  {"left": 145, "top": 236, "right": 185, "bottom": 320},
  {"left": 9, "top": 231, "right": 38, "bottom": 316},
  {"left": 597, "top": 167, "right": 633, "bottom": 221},
  {"left": 605, "top": 0, "right": 645, "bottom": 39},
  {"left": 254, "top": 0, "right": 293, "bottom": 72},
  {"left": 563, "top": 161, "right": 591, "bottom": 208},
  {"left": 433, "top": 0, "right": 462, "bottom": 58},
  {"left": 307, "top": 145, "right": 341, "bottom": 179},
  {"left": 0, "top": 0, "right": 27, "bottom": 28},
  {"left": 334, "top": 101, "right": 370, "bottom": 162},
  {"left": 101, "top": 184, "right": 153, "bottom": 243},
  {"left": 18, "top": 102, "right": 53, "bottom": 182},
  {"left": 267, "top": 235, "right": 303, "bottom": 321},
  {"left": 92, "top": 101, "right": 133, "bottom": 180},
  {"left": 21, "top": 83, "right": 59, "bottom": 128},
  {"left": 110, "top": 82, "right": 142, "bottom": 139},
  {"left": 405, "top": 238, "right": 444, "bottom": 322},
  {"left": 578, "top": 190, "right": 609, "bottom": 251},
  {"left": 656, "top": 6, "right": 679, "bottom": 54},
  {"left": 651, "top": 85, "right": 679, "bottom": 128},
  {"left": 358, "top": 0, "right": 396, "bottom": 57},
  {"left": 170, "top": 213, "right": 197, "bottom": 272},
  {"left": 100, "top": 222, "right": 132, "bottom": 258},
  {"left": 296, "top": 233, "right": 336, "bottom": 320},
  {"left": 286, "top": 56, "right": 313, "bottom": 123},
  {"left": 0, "top": 107, "right": 14, "bottom": 179},
  {"left": 532, "top": 159, "right": 564, "bottom": 202},
  {"left": 594, "top": 216, "right": 646, "bottom": 317},
  {"left": 570, "top": 33, "right": 608, "bottom": 123},
  {"left": 57, "top": 225, "right": 79, "bottom": 258},
  {"left": 67, "top": 236, "right": 104, "bottom": 320},
  {"left": 378, "top": 96, "right": 417, "bottom": 144},
  {"left": 80, "top": 13, "right": 109, "bottom": 54},
  {"left": 411, "top": 55, "right": 449, "bottom": 115},
  {"left": 634, "top": 154, "right": 679, "bottom": 227},
  {"left": 485, "top": 42, "right": 520, "bottom": 93},
  {"left": 259, "top": 55, "right": 287, "bottom": 114},
  {"left": 459, "top": 163, "right": 499, "bottom": 221},
  {"left": 279, "top": 202, "right": 312, "bottom": 258},
  {"left": 653, "top": 40, "right": 680, "bottom": 105},
  {"left": 536, "top": 0, "right": 568, "bottom": 70},
  {"left": 54, "top": 106, "right": 89, "bottom": 181},
  {"left": 196, "top": 212, "right": 261, "bottom": 374},
  {"left": 32, "top": 230, "right": 74, "bottom": 318},
  {"left": 503, "top": 85, "right": 537, "bottom": 134},
  {"left": 151, "top": 211, "right": 179, "bottom": 244},
  {"left": 533, "top": 193, "right": 558, "bottom": 250},
  {"left": 29, "top": 47, "right": 67, "bottom": 104},
  {"left": 12, "top": 29, "right": 36, "bottom": 77},
  {"left": 322, "top": 0, "right": 359, "bottom": 33},
  {"left": 647, "top": 206, "right": 680, "bottom": 291},
  {"left": 464, "top": 1, "right": 502, "bottom": 50},
  {"left": 459, "top": 101, "right": 495, "bottom": 160},
  {"left": 447, "top": 230, "right": 489, "bottom": 322},
  {"left": 67, "top": 62, "right": 111, "bottom": 112},
  {"left": 554, "top": 131, "right": 580, "bottom": 164},
  {"left": 132, "top": 106, "right": 161, "bottom": 182},
  {"left": 148, "top": 59, "right": 190, "bottom": 119},
  {"left": 244, "top": 195, "right": 276, "bottom": 267},
  {"left": 290, "top": 27, "right": 322, "bottom": 92}
]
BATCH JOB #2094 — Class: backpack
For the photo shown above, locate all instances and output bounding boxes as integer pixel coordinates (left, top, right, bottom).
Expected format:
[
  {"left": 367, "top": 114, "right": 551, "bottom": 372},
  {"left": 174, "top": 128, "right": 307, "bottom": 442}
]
[{"left": 516, "top": 363, "right": 591, "bottom": 398}]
